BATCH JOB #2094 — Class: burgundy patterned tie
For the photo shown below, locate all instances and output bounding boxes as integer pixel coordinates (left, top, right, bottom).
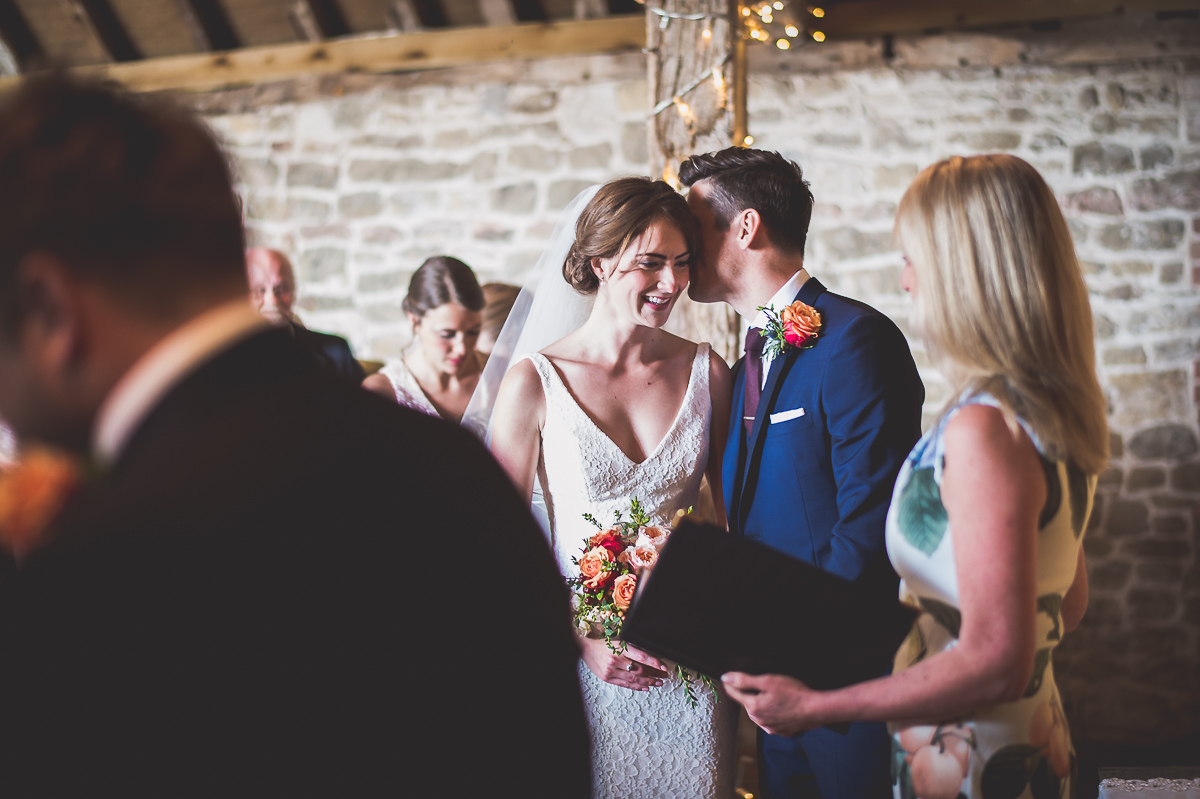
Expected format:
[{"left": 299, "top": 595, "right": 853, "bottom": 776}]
[{"left": 743, "top": 327, "right": 765, "bottom": 436}]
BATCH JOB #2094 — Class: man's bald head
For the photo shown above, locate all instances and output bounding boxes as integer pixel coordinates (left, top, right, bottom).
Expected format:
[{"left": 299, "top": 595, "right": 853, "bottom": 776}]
[{"left": 246, "top": 248, "right": 296, "bottom": 324}]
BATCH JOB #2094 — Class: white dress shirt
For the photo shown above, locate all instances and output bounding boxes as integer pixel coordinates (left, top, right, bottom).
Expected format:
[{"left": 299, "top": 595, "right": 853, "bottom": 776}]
[
  {"left": 93, "top": 300, "right": 270, "bottom": 465},
  {"left": 748, "top": 268, "right": 809, "bottom": 389}
]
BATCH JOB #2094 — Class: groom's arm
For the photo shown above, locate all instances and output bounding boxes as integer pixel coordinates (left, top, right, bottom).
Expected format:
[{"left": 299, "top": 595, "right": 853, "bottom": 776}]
[{"left": 822, "top": 312, "right": 923, "bottom": 583}]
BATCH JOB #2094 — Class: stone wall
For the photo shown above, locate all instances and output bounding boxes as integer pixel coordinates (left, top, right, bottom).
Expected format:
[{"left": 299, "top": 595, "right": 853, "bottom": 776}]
[{"left": 197, "top": 11, "right": 1200, "bottom": 746}]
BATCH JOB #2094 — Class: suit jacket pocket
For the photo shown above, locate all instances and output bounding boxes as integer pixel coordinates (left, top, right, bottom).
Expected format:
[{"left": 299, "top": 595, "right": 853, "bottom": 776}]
[{"left": 767, "top": 407, "right": 813, "bottom": 439}]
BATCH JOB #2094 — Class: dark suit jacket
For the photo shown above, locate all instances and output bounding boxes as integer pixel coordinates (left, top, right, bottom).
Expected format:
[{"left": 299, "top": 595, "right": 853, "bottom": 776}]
[
  {"left": 290, "top": 322, "right": 366, "bottom": 384},
  {"left": 0, "top": 329, "right": 589, "bottom": 797},
  {"left": 725, "top": 277, "right": 924, "bottom": 603}
]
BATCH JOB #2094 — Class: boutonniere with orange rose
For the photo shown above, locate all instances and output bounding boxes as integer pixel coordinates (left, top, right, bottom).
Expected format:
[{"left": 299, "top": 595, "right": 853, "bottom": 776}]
[
  {"left": 568, "top": 497, "right": 717, "bottom": 707},
  {"left": 759, "top": 299, "right": 822, "bottom": 359},
  {"left": 0, "top": 446, "right": 83, "bottom": 557}
]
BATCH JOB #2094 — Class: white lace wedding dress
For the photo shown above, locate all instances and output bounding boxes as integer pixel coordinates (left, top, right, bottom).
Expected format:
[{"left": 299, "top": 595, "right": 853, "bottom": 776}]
[{"left": 525, "top": 343, "right": 739, "bottom": 799}]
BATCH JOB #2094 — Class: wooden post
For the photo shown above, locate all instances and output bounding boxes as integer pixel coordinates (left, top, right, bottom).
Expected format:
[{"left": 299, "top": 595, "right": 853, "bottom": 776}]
[{"left": 646, "top": 0, "right": 743, "bottom": 364}]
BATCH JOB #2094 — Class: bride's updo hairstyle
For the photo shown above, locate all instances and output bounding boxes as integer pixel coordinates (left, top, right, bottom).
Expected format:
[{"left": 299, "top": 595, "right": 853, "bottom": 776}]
[
  {"left": 402, "top": 255, "right": 485, "bottom": 318},
  {"left": 563, "top": 177, "right": 700, "bottom": 295}
]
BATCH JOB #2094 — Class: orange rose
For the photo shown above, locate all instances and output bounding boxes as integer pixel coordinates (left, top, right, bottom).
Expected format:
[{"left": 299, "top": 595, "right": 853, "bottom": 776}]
[
  {"left": 0, "top": 447, "right": 81, "bottom": 556},
  {"left": 613, "top": 573, "right": 637, "bottom": 610},
  {"left": 578, "top": 546, "right": 613, "bottom": 581},
  {"left": 780, "top": 301, "right": 821, "bottom": 347},
  {"left": 636, "top": 525, "right": 670, "bottom": 552}
]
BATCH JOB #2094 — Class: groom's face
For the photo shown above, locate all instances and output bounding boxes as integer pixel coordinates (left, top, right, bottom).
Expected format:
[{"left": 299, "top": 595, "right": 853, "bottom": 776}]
[{"left": 685, "top": 180, "right": 735, "bottom": 304}]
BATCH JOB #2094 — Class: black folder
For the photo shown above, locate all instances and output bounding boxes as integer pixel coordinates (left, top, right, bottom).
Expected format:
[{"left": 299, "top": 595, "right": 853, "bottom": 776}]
[{"left": 621, "top": 518, "right": 919, "bottom": 690}]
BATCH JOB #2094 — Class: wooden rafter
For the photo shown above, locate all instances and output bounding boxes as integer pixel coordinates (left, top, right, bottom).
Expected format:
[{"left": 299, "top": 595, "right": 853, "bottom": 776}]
[
  {"left": 0, "top": 0, "right": 42, "bottom": 70},
  {"left": 478, "top": 0, "right": 517, "bottom": 26},
  {"left": 174, "top": 0, "right": 240, "bottom": 52},
  {"left": 70, "top": 0, "right": 140, "bottom": 62},
  {"left": 817, "top": 0, "right": 1200, "bottom": 38},
  {"left": 0, "top": 15, "right": 644, "bottom": 93}
]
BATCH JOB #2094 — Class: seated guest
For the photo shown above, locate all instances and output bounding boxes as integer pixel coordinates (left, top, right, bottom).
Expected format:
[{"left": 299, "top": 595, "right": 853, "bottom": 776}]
[
  {"left": 0, "top": 73, "right": 589, "bottom": 797},
  {"left": 246, "top": 246, "right": 365, "bottom": 383},
  {"left": 478, "top": 281, "right": 520, "bottom": 355},
  {"left": 723, "top": 154, "right": 1106, "bottom": 799},
  {"left": 363, "top": 256, "right": 488, "bottom": 423}
]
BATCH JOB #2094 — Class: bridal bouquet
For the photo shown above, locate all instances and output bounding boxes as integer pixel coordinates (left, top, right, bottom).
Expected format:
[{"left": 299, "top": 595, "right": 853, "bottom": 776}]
[{"left": 567, "top": 497, "right": 717, "bottom": 706}]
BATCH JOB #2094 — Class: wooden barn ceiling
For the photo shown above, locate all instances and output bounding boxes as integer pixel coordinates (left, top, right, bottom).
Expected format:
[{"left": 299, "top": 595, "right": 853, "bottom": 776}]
[{"left": 0, "top": 0, "right": 1196, "bottom": 92}]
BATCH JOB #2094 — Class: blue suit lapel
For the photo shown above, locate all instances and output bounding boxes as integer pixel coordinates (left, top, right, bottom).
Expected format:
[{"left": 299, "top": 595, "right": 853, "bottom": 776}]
[{"left": 733, "top": 277, "right": 828, "bottom": 533}]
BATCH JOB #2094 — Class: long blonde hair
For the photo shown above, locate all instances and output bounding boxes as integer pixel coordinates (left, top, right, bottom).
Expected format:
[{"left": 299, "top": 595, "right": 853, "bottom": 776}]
[{"left": 895, "top": 154, "right": 1109, "bottom": 475}]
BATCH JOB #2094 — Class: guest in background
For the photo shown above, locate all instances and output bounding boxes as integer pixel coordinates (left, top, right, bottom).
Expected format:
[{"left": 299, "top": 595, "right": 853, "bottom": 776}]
[
  {"left": 723, "top": 154, "right": 1105, "bottom": 799},
  {"left": 363, "top": 256, "right": 487, "bottom": 422},
  {"left": 246, "top": 246, "right": 365, "bottom": 383},
  {"left": 478, "top": 281, "right": 520, "bottom": 355},
  {"left": 0, "top": 73, "right": 589, "bottom": 796}
]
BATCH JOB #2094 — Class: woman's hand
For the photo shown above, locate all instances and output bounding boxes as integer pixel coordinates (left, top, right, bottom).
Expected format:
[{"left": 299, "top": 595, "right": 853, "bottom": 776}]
[
  {"left": 722, "top": 672, "right": 823, "bottom": 736},
  {"left": 579, "top": 637, "right": 668, "bottom": 691}
]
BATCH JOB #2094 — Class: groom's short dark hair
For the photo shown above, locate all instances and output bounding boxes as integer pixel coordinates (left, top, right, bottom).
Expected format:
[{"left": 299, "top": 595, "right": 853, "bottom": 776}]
[
  {"left": 679, "top": 147, "right": 814, "bottom": 257},
  {"left": 0, "top": 72, "right": 245, "bottom": 335}
]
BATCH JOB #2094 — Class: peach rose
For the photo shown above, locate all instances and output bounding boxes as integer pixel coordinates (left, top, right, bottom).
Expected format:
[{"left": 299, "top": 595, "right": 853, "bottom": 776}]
[
  {"left": 628, "top": 544, "right": 659, "bottom": 570},
  {"left": 636, "top": 525, "right": 670, "bottom": 552},
  {"left": 0, "top": 447, "right": 81, "bottom": 555},
  {"left": 613, "top": 573, "right": 637, "bottom": 610},
  {"left": 578, "top": 546, "right": 613, "bottom": 582},
  {"left": 780, "top": 301, "right": 821, "bottom": 347}
]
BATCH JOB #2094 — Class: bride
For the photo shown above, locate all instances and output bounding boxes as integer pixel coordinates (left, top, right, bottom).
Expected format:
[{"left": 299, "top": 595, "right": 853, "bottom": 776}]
[{"left": 488, "top": 177, "right": 738, "bottom": 798}]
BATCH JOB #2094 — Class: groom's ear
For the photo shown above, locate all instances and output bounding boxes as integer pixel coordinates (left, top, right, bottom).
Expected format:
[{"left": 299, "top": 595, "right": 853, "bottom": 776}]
[
  {"left": 13, "top": 251, "right": 87, "bottom": 380},
  {"left": 733, "top": 209, "right": 763, "bottom": 250}
]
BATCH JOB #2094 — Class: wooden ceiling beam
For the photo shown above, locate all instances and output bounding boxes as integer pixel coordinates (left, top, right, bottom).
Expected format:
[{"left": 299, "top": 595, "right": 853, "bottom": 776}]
[
  {"left": 174, "top": 0, "right": 239, "bottom": 52},
  {"left": 0, "top": 0, "right": 43, "bottom": 70},
  {"left": 815, "top": 0, "right": 1200, "bottom": 38},
  {"left": 1, "top": 15, "right": 644, "bottom": 93},
  {"left": 478, "top": 0, "right": 517, "bottom": 26},
  {"left": 69, "top": 0, "right": 140, "bottom": 62}
]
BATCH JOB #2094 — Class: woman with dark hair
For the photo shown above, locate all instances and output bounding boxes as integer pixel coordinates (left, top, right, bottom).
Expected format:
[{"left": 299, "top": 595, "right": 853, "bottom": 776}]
[
  {"left": 489, "top": 177, "right": 737, "bottom": 798},
  {"left": 363, "top": 256, "right": 486, "bottom": 422}
]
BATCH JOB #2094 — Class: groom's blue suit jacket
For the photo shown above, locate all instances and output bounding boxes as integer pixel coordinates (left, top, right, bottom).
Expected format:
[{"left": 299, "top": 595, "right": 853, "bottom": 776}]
[{"left": 724, "top": 277, "right": 924, "bottom": 602}]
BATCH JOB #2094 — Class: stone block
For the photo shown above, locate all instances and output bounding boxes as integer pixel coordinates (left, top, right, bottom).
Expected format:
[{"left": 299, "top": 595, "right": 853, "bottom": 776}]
[
  {"left": 1098, "top": 466, "right": 1122, "bottom": 489},
  {"left": 1066, "top": 187, "right": 1123, "bottom": 215},
  {"left": 472, "top": 225, "right": 514, "bottom": 242},
  {"left": 1126, "top": 467, "right": 1166, "bottom": 491},
  {"left": 238, "top": 158, "right": 279, "bottom": 187},
  {"left": 568, "top": 143, "right": 613, "bottom": 170},
  {"left": 298, "top": 224, "right": 350, "bottom": 239},
  {"left": 470, "top": 152, "right": 498, "bottom": 182},
  {"left": 1128, "top": 168, "right": 1200, "bottom": 212},
  {"left": 621, "top": 122, "right": 648, "bottom": 164},
  {"left": 813, "top": 132, "right": 863, "bottom": 147},
  {"left": 1081, "top": 595, "right": 1121, "bottom": 626},
  {"left": 490, "top": 182, "right": 537, "bottom": 214},
  {"left": 1122, "top": 538, "right": 1190, "bottom": 558},
  {"left": 298, "top": 248, "right": 346, "bottom": 282},
  {"left": 1110, "top": 431, "right": 1123, "bottom": 458},
  {"left": 351, "top": 134, "right": 423, "bottom": 149},
  {"left": 294, "top": 296, "right": 353, "bottom": 312},
  {"left": 1170, "top": 460, "right": 1200, "bottom": 490},
  {"left": 357, "top": 271, "right": 407, "bottom": 293},
  {"left": 1104, "top": 283, "right": 1140, "bottom": 300},
  {"left": 1094, "top": 314, "right": 1116, "bottom": 339},
  {"left": 874, "top": 164, "right": 918, "bottom": 190},
  {"left": 338, "top": 192, "right": 383, "bottom": 218},
  {"left": 1105, "top": 83, "right": 1126, "bottom": 109},
  {"left": 952, "top": 131, "right": 1021, "bottom": 151},
  {"left": 1109, "top": 369, "right": 1189, "bottom": 428},
  {"left": 348, "top": 159, "right": 463, "bottom": 183},
  {"left": 509, "top": 89, "right": 557, "bottom": 113},
  {"left": 1079, "top": 86, "right": 1099, "bottom": 110},
  {"left": 1154, "top": 337, "right": 1200, "bottom": 361},
  {"left": 1090, "top": 113, "right": 1119, "bottom": 134},
  {"left": 1094, "top": 219, "right": 1185, "bottom": 251},
  {"left": 1127, "top": 588, "right": 1178, "bottom": 621},
  {"left": 1090, "top": 560, "right": 1132, "bottom": 591},
  {"left": 286, "top": 198, "right": 332, "bottom": 220},
  {"left": 1073, "top": 142, "right": 1135, "bottom": 175},
  {"left": 815, "top": 227, "right": 894, "bottom": 260},
  {"left": 1105, "top": 498, "right": 1149, "bottom": 537},
  {"left": 1029, "top": 131, "right": 1066, "bottom": 152},
  {"left": 1110, "top": 260, "right": 1153, "bottom": 276},
  {"left": 363, "top": 227, "right": 404, "bottom": 245},
  {"left": 1102, "top": 345, "right": 1145, "bottom": 366},
  {"left": 549, "top": 180, "right": 596, "bottom": 210},
  {"left": 1007, "top": 108, "right": 1032, "bottom": 123},
  {"left": 363, "top": 303, "right": 406, "bottom": 323},
  {"left": 1161, "top": 262, "right": 1184, "bottom": 283},
  {"left": 1082, "top": 535, "right": 1112, "bottom": 559},
  {"left": 1152, "top": 514, "right": 1187, "bottom": 535},
  {"left": 1141, "top": 143, "right": 1174, "bottom": 170},
  {"left": 287, "top": 162, "right": 338, "bottom": 188},
  {"left": 1138, "top": 117, "right": 1180, "bottom": 137},
  {"left": 508, "top": 144, "right": 561, "bottom": 171}
]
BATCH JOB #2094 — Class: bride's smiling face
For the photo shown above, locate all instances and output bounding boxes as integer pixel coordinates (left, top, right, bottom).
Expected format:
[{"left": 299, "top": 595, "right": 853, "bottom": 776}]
[{"left": 593, "top": 220, "right": 691, "bottom": 329}]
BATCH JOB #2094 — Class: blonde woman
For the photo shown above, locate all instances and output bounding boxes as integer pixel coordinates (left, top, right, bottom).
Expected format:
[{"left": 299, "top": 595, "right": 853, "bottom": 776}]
[{"left": 724, "top": 154, "right": 1107, "bottom": 799}]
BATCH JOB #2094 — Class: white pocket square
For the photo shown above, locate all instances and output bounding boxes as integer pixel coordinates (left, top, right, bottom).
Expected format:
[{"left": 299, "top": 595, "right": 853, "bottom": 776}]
[{"left": 769, "top": 407, "right": 806, "bottom": 424}]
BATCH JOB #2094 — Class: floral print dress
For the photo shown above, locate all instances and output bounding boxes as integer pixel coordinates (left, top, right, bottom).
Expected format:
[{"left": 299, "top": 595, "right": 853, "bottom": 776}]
[{"left": 884, "top": 392, "right": 1094, "bottom": 799}]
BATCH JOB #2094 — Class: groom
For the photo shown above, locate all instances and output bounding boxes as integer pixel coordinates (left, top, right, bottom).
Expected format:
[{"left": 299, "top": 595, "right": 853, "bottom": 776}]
[
  {"left": 681, "top": 147, "right": 924, "bottom": 798},
  {"left": 0, "top": 74, "right": 589, "bottom": 796}
]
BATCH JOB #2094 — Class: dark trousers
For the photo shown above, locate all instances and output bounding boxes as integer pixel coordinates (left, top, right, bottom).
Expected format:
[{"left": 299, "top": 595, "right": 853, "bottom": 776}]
[{"left": 759, "top": 721, "right": 893, "bottom": 799}]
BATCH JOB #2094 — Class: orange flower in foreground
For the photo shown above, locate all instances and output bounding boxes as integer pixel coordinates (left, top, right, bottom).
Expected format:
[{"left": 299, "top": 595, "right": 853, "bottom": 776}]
[
  {"left": 613, "top": 573, "right": 637, "bottom": 610},
  {"left": 0, "top": 447, "right": 81, "bottom": 555},
  {"left": 780, "top": 301, "right": 821, "bottom": 347}
]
